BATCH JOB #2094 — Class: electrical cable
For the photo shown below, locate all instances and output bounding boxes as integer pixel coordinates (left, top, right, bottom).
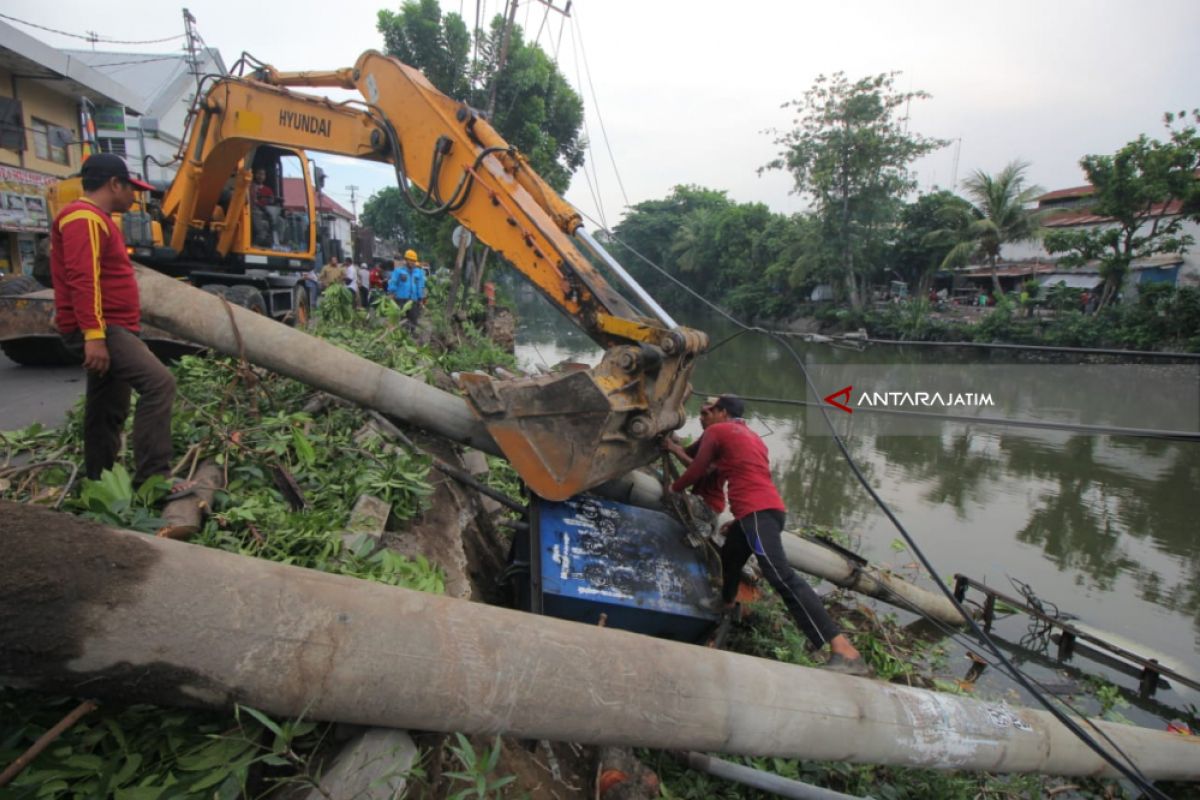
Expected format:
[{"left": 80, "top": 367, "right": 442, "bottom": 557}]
[
  {"left": 532, "top": 1, "right": 553, "bottom": 50},
  {"left": 851, "top": 336, "right": 1200, "bottom": 361},
  {"left": 590, "top": 217, "right": 1170, "bottom": 798},
  {"left": 74, "top": 56, "right": 183, "bottom": 69},
  {"left": 687, "top": 389, "right": 1200, "bottom": 442},
  {"left": 566, "top": 20, "right": 606, "bottom": 229},
  {"left": 0, "top": 12, "right": 186, "bottom": 45},
  {"left": 569, "top": 4, "right": 630, "bottom": 209}
]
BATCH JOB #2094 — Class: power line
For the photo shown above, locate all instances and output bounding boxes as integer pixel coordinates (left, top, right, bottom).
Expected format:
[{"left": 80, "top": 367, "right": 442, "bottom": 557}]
[
  {"left": 79, "top": 56, "right": 184, "bottom": 69},
  {"left": 0, "top": 11, "right": 186, "bottom": 45},
  {"left": 567, "top": 20, "right": 605, "bottom": 228},
  {"left": 570, "top": 4, "right": 630, "bottom": 209},
  {"left": 690, "top": 389, "right": 1200, "bottom": 442}
]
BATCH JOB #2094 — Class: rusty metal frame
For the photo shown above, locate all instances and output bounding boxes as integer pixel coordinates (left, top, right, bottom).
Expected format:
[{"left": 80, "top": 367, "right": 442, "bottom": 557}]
[{"left": 953, "top": 574, "right": 1199, "bottom": 699}]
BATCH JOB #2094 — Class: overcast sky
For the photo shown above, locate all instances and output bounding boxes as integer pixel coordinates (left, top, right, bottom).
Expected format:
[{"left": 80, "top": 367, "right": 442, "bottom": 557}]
[{"left": 7, "top": 0, "right": 1199, "bottom": 228}]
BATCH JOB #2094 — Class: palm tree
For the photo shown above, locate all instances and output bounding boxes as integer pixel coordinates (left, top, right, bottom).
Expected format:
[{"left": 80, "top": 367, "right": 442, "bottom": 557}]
[{"left": 936, "top": 161, "right": 1045, "bottom": 293}]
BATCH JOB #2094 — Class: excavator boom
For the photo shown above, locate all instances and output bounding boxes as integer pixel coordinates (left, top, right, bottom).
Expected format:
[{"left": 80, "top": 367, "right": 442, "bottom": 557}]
[{"left": 159, "top": 51, "right": 707, "bottom": 499}]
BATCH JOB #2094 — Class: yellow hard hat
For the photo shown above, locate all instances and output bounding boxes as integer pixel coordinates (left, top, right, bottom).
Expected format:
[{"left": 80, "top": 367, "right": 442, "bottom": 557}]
[{"left": 405, "top": 249, "right": 418, "bottom": 261}]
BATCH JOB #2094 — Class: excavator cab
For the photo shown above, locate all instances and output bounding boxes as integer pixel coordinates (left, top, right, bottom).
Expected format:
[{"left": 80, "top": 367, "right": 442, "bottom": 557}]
[
  {"left": 238, "top": 147, "right": 316, "bottom": 260},
  {"left": 209, "top": 145, "right": 318, "bottom": 271}
]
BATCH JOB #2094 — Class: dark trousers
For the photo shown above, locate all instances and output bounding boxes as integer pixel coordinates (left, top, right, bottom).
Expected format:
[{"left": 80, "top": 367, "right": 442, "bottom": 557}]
[
  {"left": 66, "top": 326, "right": 176, "bottom": 485},
  {"left": 721, "top": 509, "right": 841, "bottom": 650},
  {"left": 406, "top": 299, "right": 423, "bottom": 327}
]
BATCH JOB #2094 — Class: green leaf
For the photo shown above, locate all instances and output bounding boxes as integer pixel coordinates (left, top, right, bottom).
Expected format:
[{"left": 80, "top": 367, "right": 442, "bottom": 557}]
[
  {"left": 115, "top": 787, "right": 165, "bottom": 800},
  {"left": 237, "top": 705, "right": 284, "bottom": 739},
  {"left": 36, "top": 780, "right": 70, "bottom": 797},
  {"left": 63, "top": 752, "right": 106, "bottom": 770},
  {"left": 292, "top": 429, "right": 316, "bottom": 466},
  {"left": 187, "top": 765, "right": 234, "bottom": 792},
  {"left": 113, "top": 753, "right": 144, "bottom": 786}
]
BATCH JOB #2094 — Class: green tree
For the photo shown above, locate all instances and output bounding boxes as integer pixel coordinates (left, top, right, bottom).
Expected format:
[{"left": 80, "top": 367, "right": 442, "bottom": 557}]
[
  {"left": 360, "top": 186, "right": 458, "bottom": 266},
  {"left": 763, "top": 72, "right": 947, "bottom": 309},
  {"left": 1045, "top": 111, "right": 1200, "bottom": 309},
  {"left": 360, "top": 186, "right": 414, "bottom": 244},
  {"left": 951, "top": 161, "right": 1044, "bottom": 294},
  {"left": 610, "top": 185, "right": 730, "bottom": 298},
  {"left": 892, "top": 190, "right": 975, "bottom": 292},
  {"left": 609, "top": 185, "right": 808, "bottom": 318},
  {"left": 376, "top": 0, "right": 584, "bottom": 192}
]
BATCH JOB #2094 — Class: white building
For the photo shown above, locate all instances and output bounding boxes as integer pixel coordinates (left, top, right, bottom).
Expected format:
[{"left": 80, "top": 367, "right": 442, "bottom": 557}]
[
  {"left": 0, "top": 21, "right": 145, "bottom": 275},
  {"left": 1007, "top": 182, "right": 1200, "bottom": 293},
  {"left": 63, "top": 47, "right": 226, "bottom": 186}
]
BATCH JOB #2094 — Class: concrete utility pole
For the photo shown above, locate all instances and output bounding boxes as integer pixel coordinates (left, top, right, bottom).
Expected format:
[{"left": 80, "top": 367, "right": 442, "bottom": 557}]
[
  {"left": 345, "top": 184, "right": 359, "bottom": 222},
  {"left": 3, "top": 503, "right": 1198, "bottom": 782},
  {"left": 485, "top": 0, "right": 521, "bottom": 119}
]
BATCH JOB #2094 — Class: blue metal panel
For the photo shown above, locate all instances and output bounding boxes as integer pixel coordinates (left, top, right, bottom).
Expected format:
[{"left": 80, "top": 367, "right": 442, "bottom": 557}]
[{"left": 532, "top": 495, "right": 720, "bottom": 641}]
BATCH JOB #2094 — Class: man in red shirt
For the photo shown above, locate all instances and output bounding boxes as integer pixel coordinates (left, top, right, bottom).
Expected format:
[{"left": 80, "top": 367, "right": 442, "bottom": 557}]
[
  {"left": 667, "top": 395, "right": 869, "bottom": 676},
  {"left": 52, "top": 154, "right": 193, "bottom": 497}
]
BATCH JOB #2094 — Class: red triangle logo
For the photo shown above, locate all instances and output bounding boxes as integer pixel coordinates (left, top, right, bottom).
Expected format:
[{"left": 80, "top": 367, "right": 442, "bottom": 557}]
[{"left": 824, "top": 385, "right": 853, "bottom": 414}]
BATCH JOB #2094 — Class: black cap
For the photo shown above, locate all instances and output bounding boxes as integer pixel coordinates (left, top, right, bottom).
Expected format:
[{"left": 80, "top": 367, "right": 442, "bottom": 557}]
[
  {"left": 80, "top": 153, "right": 153, "bottom": 190},
  {"left": 702, "top": 394, "right": 745, "bottom": 418}
]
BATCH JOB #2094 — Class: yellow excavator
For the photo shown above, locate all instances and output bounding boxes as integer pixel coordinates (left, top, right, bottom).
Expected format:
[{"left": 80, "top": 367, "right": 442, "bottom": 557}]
[{"left": 8, "top": 50, "right": 707, "bottom": 500}]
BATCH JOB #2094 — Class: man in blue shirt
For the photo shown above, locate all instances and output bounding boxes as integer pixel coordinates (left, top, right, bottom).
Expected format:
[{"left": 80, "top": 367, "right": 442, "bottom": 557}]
[
  {"left": 388, "top": 252, "right": 414, "bottom": 305},
  {"left": 389, "top": 249, "right": 428, "bottom": 327}
]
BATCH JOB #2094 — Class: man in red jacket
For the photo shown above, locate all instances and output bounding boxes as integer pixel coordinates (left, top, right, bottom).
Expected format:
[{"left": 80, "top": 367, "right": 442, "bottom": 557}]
[
  {"left": 52, "top": 154, "right": 192, "bottom": 496},
  {"left": 667, "top": 395, "right": 869, "bottom": 676}
]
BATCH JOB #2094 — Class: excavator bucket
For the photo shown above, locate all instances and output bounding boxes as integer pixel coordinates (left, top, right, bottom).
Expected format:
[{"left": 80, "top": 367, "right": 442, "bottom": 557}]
[{"left": 458, "top": 336, "right": 705, "bottom": 501}]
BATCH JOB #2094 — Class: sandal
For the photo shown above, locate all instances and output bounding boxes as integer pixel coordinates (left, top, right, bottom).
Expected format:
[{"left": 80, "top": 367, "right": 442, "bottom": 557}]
[
  {"left": 823, "top": 653, "right": 874, "bottom": 678},
  {"left": 163, "top": 478, "right": 200, "bottom": 502}
]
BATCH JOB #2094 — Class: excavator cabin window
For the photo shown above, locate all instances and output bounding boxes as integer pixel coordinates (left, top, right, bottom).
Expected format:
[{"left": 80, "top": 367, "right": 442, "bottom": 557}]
[{"left": 246, "top": 149, "right": 311, "bottom": 255}]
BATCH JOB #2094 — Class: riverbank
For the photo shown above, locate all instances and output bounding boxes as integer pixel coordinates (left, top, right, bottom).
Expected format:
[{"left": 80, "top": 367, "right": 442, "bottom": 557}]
[{"left": 768, "top": 285, "right": 1200, "bottom": 353}]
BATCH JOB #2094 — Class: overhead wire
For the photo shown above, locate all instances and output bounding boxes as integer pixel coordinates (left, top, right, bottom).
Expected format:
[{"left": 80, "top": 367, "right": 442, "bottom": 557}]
[
  {"left": 853, "top": 336, "right": 1200, "bottom": 361},
  {"left": 588, "top": 214, "right": 1169, "bottom": 798},
  {"left": 569, "top": 3, "right": 630, "bottom": 210},
  {"left": 566, "top": 18, "right": 607, "bottom": 229},
  {"left": 75, "top": 56, "right": 185, "bottom": 69},
  {"left": 687, "top": 389, "right": 1200, "bottom": 442},
  {"left": 531, "top": 1, "right": 553, "bottom": 50},
  {"left": 0, "top": 12, "right": 187, "bottom": 45}
]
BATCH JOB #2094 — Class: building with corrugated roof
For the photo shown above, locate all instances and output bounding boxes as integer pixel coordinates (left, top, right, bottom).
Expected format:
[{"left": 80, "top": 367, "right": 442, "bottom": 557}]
[
  {"left": 62, "top": 47, "right": 226, "bottom": 185},
  {"left": 0, "top": 20, "right": 147, "bottom": 276},
  {"left": 1004, "top": 177, "right": 1199, "bottom": 294}
]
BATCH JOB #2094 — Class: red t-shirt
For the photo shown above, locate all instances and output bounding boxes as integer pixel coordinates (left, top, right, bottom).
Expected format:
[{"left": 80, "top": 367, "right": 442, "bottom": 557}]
[
  {"left": 50, "top": 198, "right": 140, "bottom": 339},
  {"left": 684, "top": 438, "right": 726, "bottom": 513},
  {"left": 672, "top": 419, "right": 784, "bottom": 519}
]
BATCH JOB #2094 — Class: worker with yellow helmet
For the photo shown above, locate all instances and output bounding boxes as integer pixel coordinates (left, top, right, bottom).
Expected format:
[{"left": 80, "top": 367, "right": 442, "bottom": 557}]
[{"left": 388, "top": 248, "right": 428, "bottom": 327}]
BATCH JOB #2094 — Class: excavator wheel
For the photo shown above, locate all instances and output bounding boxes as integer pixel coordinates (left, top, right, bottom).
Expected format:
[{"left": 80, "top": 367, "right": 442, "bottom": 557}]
[
  {"left": 1, "top": 338, "right": 80, "bottom": 366},
  {"left": 221, "top": 285, "right": 267, "bottom": 315},
  {"left": 291, "top": 284, "right": 311, "bottom": 327}
]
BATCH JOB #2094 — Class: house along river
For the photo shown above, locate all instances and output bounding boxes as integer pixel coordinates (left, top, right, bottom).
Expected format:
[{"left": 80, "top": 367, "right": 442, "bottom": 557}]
[{"left": 511, "top": 286, "right": 1200, "bottom": 726}]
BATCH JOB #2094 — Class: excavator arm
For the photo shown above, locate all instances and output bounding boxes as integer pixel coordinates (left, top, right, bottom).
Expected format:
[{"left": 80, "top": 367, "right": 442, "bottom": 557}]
[{"left": 167, "top": 51, "right": 707, "bottom": 499}]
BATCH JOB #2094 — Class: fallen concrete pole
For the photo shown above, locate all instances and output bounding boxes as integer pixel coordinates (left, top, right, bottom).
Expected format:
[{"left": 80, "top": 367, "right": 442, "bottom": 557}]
[
  {"left": 598, "top": 472, "right": 969, "bottom": 626},
  {"left": 3, "top": 503, "right": 1197, "bottom": 781},
  {"left": 779, "top": 534, "right": 967, "bottom": 626},
  {"left": 134, "top": 266, "right": 501, "bottom": 457}
]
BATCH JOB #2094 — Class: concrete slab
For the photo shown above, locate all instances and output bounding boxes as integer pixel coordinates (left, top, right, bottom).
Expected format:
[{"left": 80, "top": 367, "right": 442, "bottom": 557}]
[{"left": 304, "top": 728, "right": 417, "bottom": 800}]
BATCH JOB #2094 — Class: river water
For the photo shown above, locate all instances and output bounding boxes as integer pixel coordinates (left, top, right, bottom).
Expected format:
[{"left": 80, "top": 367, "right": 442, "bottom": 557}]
[{"left": 511, "top": 287, "right": 1200, "bottom": 720}]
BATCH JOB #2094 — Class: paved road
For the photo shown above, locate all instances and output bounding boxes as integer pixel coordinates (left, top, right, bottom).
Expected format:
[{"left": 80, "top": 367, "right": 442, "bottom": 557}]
[{"left": 1, "top": 352, "right": 86, "bottom": 432}]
